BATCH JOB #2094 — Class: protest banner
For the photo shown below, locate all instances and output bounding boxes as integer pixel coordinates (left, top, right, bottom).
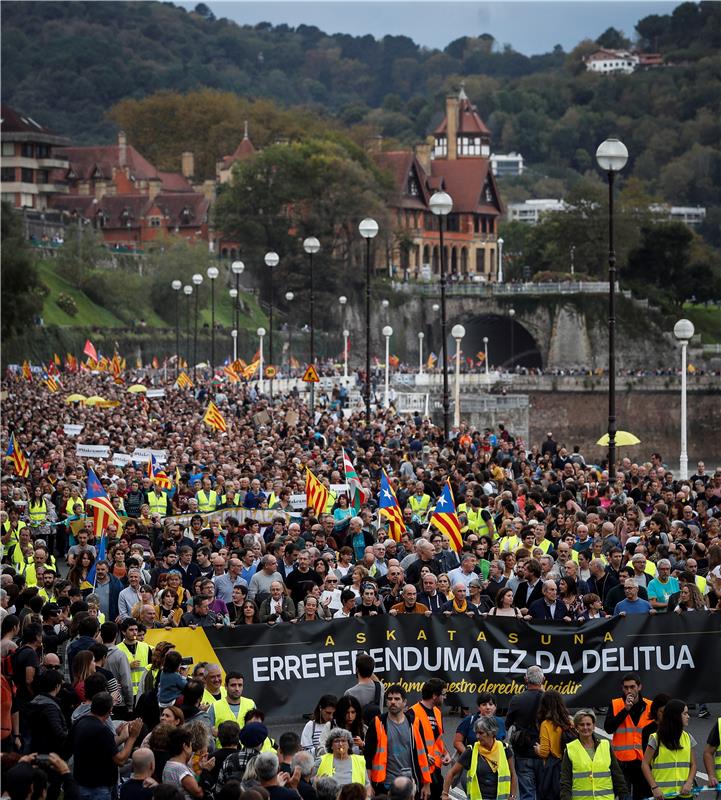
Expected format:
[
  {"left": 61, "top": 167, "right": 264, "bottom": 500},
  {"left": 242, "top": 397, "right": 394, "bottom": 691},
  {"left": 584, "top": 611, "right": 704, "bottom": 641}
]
[
  {"left": 146, "top": 389, "right": 166, "bottom": 398},
  {"left": 63, "top": 424, "right": 84, "bottom": 436},
  {"left": 75, "top": 443, "right": 110, "bottom": 458},
  {"left": 163, "top": 506, "right": 291, "bottom": 528},
  {"left": 178, "top": 613, "right": 721, "bottom": 719},
  {"left": 131, "top": 448, "right": 167, "bottom": 463},
  {"left": 111, "top": 453, "right": 134, "bottom": 466}
]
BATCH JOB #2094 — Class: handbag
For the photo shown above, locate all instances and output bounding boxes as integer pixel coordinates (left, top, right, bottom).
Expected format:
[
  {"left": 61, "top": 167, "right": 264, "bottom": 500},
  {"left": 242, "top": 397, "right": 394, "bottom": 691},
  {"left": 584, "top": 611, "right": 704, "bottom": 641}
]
[{"left": 537, "top": 754, "right": 561, "bottom": 800}]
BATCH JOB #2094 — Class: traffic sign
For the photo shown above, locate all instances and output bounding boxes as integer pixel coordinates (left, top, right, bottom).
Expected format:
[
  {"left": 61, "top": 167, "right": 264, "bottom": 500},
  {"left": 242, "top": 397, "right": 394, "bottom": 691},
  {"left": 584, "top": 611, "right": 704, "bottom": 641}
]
[
  {"left": 264, "top": 365, "right": 277, "bottom": 379},
  {"left": 302, "top": 364, "right": 320, "bottom": 383}
]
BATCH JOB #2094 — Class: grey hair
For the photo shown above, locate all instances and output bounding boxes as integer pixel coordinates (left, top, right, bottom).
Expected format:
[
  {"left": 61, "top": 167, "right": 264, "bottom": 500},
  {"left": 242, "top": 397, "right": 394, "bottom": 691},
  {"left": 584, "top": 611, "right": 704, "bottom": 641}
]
[
  {"left": 325, "top": 727, "right": 354, "bottom": 751},
  {"left": 315, "top": 777, "right": 340, "bottom": 800},
  {"left": 290, "top": 751, "right": 314, "bottom": 778},
  {"left": 474, "top": 715, "right": 499, "bottom": 737},
  {"left": 460, "top": 553, "right": 476, "bottom": 564},
  {"left": 525, "top": 666, "right": 544, "bottom": 686},
  {"left": 657, "top": 558, "right": 671, "bottom": 569},
  {"left": 573, "top": 708, "right": 597, "bottom": 726},
  {"left": 254, "top": 751, "right": 280, "bottom": 782}
]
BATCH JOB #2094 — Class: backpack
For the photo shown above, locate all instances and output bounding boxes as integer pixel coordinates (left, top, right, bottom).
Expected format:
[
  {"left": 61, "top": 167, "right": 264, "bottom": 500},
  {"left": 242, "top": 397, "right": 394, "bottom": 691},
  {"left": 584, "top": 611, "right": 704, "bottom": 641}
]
[{"left": 361, "top": 681, "right": 383, "bottom": 726}]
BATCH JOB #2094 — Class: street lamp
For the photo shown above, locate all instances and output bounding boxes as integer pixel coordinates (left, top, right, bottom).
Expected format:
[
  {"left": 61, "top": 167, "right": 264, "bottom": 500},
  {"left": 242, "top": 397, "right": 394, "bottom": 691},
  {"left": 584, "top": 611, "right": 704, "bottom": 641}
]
[
  {"left": 339, "top": 295, "right": 347, "bottom": 372},
  {"left": 497, "top": 237, "right": 504, "bottom": 283},
  {"left": 303, "top": 237, "right": 320, "bottom": 411},
  {"left": 285, "top": 291, "right": 294, "bottom": 370},
  {"left": 359, "top": 217, "right": 379, "bottom": 423},
  {"left": 191, "top": 272, "right": 203, "bottom": 380},
  {"left": 673, "top": 319, "right": 695, "bottom": 479},
  {"left": 171, "top": 280, "right": 182, "bottom": 376},
  {"left": 207, "top": 266, "right": 219, "bottom": 370},
  {"left": 183, "top": 285, "right": 192, "bottom": 372},
  {"left": 257, "top": 327, "right": 266, "bottom": 394},
  {"left": 230, "top": 329, "right": 238, "bottom": 362},
  {"left": 382, "top": 325, "right": 393, "bottom": 408},
  {"left": 343, "top": 329, "right": 350, "bottom": 378},
  {"left": 264, "top": 251, "right": 279, "bottom": 401},
  {"left": 483, "top": 336, "right": 489, "bottom": 377},
  {"left": 596, "top": 137, "right": 628, "bottom": 473},
  {"left": 418, "top": 332, "right": 424, "bottom": 375},
  {"left": 509, "top": 307, "right": 516, "bottom": 369},
  {"left": 231, "top": 260, "right": 244, "bottom": 334},
  {"left": 429, "top": 190, "right": 453, "bottom": 439},
  {"left": 452, "top": 324, "right": 465, "bottom": 428}
]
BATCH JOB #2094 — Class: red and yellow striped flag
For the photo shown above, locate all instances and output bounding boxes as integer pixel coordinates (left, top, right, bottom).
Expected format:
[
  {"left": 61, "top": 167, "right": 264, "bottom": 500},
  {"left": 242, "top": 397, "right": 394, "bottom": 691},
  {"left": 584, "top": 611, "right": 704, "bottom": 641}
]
[
  {"left": 305, "top": 467, "right": 329, "bottom": 517},
  {"left": 430, "top": 479, "right": 463, "bottom": 552},
  {"left": 175, "top": 371, "right": 193, "bottom": 389},
  {"left": 5, "top": 433, "right": 30, "bottom": 478},
  {"left": 203, "top": 400, "right": 227, "bottom": 432},
  {"left": 22, "top": 361, "right": 32, "bottom": 381}
]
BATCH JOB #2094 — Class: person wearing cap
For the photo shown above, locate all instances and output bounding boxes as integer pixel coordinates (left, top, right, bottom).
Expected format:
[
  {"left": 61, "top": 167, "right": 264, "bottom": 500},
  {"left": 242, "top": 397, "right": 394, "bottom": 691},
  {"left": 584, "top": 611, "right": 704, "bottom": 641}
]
[{"left": 216, "top": 721, "right": 269, "bottom": 788}]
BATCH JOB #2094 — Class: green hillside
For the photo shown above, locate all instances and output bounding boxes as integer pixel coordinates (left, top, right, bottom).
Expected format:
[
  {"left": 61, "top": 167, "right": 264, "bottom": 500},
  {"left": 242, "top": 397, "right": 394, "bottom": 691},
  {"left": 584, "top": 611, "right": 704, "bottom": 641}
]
[{"left": 38, "top": 260, "right": 125, "bottom": 327}]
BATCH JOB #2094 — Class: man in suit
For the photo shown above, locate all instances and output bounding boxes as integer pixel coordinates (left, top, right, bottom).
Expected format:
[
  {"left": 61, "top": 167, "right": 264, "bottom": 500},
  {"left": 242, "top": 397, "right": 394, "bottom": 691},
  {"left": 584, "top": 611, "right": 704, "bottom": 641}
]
[
  {"left": 513, "top": 558, "right": 544, "bottom": 614},
  {"left": 528, "top": 580, "right": 570, "bottom": 621}
]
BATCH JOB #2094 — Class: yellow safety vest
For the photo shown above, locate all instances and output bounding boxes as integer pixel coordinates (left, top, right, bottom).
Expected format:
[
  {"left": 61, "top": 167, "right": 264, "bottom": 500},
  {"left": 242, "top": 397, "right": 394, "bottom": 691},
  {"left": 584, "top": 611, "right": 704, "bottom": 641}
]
[
  {"left": 652, "top": 731, "right": 692, "bottom": 798},
  {"left": 66, "top": 497, "right": 85, "bottom": 515},
  {"left": 565, "top": 739, "right": 614, "bottom": 800},
  {"left": 117, "top": 641, "right": 151, "bottom": 698},
  {"left": 714, "top": 719, "right": 721, "bottom": 776},
  {"left": 535, "top": 538, "right": 553, "bottom": 554},
  {"left": 316, "top": 753, "right": 367, "bottom": 785},
  {"left": 323, "top": 491, "right": 336, "bottom": 515},
  {"left": 29, "top": 500, "right": 47, "bottom": 525},
  {"left": 3, "top": 520, "right": 26, "bottom": 547},
  {"left": 202, "top": 685, "right": 227, "bottom": 707},
  {"left": 147, "top": 493, "right": 167, "bottom": 517},
  {"left": 196, "top": 490, "right": 218, "bottom": 513},
  {"left": 212, "top": 696, "right": 256, "bottom": 745},
  {"left": 24, "top": 557, "right": 58, "bottom": 588},
  {"left": 468, "top": 742, "right": 512, "bottom": 800},
  {"left": 409, "top": 495, "right": 431, "bottom": 516}
]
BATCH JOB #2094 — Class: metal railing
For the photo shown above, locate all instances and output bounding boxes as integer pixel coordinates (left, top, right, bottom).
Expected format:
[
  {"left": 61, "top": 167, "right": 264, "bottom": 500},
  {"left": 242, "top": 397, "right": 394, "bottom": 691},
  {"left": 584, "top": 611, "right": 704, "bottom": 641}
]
[{"left": 391, "top": 280, "right": 629, "bottom": 298}]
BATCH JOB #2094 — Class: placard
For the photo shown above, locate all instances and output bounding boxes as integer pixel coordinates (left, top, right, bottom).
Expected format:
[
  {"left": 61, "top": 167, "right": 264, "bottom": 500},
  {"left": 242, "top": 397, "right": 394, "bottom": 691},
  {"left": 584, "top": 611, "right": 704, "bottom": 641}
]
[
  {"left": 75, "top": 443, "right": 110, "bottom": 458},
  {"left": 63, "top": 424, "right": 84, "bottom": 436}
]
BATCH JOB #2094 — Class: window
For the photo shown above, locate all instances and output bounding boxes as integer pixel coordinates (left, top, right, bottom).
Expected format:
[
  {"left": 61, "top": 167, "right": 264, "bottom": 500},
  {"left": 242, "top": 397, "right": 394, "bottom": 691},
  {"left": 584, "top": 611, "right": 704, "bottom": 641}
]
[
  {"left": 446, "top": 213, "right": 460, "bottom": 232},
  {"left": 37, "top": 170, "right": 50, "bottom": 184},
  {"left": 21, "top": 143, "right": 34, "bottom": 158},
  {"left": 148, "top": 216, "right": 162, "bottom": 228},
  {"left": 21, "top": 168, "right": 34, "bottom": 183},
  {"left": 180, "top": 208, "right": 192, "bottom": 225},
  {"left": 1, "top": 167, "right": 15, "bottom": 182},
  {"left": 96, "top": 211, "right": 108, "bottom": 228},
  {"left": 1, "top": 142, "right": 14, "bottom": 156},
  {"left": 36, "top": 144, "right": 50, "bottom": 158},
  {"left": 457, "top": 136, "right": 481, "bottom": 156},
  {"left": 20, "top": 193, "right": 34, "bottom": 207},
  {"left": 434, "top": 136, "right": 447, "bottom": 157},
  {"left": 407, "top": 171, "right": 420, "bottom": 197}
]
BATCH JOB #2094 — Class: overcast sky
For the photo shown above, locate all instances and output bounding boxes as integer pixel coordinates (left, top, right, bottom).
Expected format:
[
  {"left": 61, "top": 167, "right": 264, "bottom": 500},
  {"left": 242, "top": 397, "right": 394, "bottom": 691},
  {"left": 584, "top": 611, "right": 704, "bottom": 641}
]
[{"left": 180, "top": 1, "right": 678, "bottom": 54}]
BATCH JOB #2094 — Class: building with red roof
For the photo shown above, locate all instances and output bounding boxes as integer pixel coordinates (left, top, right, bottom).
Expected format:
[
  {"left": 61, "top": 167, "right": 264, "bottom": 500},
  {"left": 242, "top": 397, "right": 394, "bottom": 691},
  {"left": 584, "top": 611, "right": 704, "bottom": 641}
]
[{"left": 375, "top": 87, "right": 503, "bottom": 281}]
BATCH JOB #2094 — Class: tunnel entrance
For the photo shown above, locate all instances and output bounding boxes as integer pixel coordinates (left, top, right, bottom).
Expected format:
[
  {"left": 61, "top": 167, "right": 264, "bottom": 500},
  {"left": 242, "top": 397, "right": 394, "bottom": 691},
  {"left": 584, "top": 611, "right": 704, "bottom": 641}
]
[{"left": 446, "top": 314, "right": 543, "bottom": 370}]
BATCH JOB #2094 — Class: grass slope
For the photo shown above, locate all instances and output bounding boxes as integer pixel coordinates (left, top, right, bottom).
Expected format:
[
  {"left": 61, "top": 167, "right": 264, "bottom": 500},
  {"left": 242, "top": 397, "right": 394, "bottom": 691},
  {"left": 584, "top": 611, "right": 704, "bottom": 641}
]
[{"left": 38, "top": 261, "right": 124, "bottom": 327}]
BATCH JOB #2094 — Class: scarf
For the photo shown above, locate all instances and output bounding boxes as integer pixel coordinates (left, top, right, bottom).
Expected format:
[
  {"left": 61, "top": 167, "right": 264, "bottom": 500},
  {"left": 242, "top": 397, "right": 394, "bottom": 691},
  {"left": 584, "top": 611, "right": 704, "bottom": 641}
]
[
  {"left": 476, "top": 739, "right": 501, "bottom": 773},
  {"left": 452, "top": 597, "right": 468, "bottom": 613}
]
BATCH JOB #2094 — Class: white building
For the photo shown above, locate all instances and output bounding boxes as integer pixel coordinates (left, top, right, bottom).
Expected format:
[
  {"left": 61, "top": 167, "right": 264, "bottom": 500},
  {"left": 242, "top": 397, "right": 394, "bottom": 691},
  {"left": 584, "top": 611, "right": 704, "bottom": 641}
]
[
  {"left": 584, "top": 49, "right": 639, "bottom": 74},
  {"left": 650, "top": 204, "right": 707, "bottom": 227},
  {"left": 491, "top": 152, "right": 524, "bottom": 176},
  {"left": 507, "top": 199, "right": 567, "bottom": 225}
]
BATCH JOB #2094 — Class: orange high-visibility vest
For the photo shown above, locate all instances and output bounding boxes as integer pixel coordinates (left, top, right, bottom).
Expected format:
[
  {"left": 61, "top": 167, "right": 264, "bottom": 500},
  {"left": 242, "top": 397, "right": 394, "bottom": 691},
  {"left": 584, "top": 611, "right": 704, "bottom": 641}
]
[
  {"left": 610, "top": 697, "right": 653, "bottom": 762},
  {"left": 370, "top": 714, "right": 431, "bottom": 785},
  {"left": 410, "top": 702, "right": 444, "bottom": 771}
]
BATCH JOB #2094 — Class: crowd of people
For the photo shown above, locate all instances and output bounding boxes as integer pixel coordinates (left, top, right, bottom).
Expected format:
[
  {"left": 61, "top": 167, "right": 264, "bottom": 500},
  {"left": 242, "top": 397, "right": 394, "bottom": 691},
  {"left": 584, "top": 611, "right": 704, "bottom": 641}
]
[{"left": 1, "top": 371, "right": 720, "bottom": 800}]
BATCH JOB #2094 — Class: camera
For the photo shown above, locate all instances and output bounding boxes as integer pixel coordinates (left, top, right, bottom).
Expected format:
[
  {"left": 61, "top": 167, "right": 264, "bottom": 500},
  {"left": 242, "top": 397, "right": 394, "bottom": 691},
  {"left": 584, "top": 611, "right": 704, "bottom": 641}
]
[{"left": 181, "top": 656, "right": 194, "bottom": 666}]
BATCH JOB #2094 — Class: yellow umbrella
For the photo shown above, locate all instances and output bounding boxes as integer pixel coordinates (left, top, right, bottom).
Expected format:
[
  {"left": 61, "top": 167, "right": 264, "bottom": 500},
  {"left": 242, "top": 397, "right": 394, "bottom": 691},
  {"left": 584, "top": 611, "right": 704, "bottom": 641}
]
[
  {"left": 84, "top": 395, "right": 107, "bottom": 406},
  {"left": 97, "top": 400, "right": 120, "bottom": 408},
  {"left": 66, "top": 393, "right": 86, "bottom": 403},
  {"left": 127, "top": 384, "right": 147, "bottom": 394},
  {"left": 596, "top": 431, "right": 641, "bottom": 447}
]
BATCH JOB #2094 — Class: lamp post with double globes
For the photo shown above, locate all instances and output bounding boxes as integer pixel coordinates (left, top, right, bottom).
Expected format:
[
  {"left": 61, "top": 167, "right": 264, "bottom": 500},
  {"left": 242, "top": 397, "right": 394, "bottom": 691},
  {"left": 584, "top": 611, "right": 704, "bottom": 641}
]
[
  {"left": 231, "top": 260, "right": 244, "bottom": 333},
  {"left": 302, "top": 237, "right": 320, "bottom": 411},
  {"left": 382, "top": 325, "right": 393, "bottom": 408},
  {"left": 230, "top": 329, "right": 238, "bottom": 363},
  {"left": 596, "top": 137, "right": 628, "bottom": 473},
  {"left": 183, "top": 285, "right": 192, "bottom": 371},
  {"left": 673, "top": 319, "right": 695, "bottom": 479},
  {"left": 171, "top": 280, "right": 182, "bottom": 376},
  {"left": 359, "top": 217, "right": 379, "bottom": 423},
  {"left": 483, "top": 336, "right": 490, "bottom": 377},
  {"left": 497, "top": 237, "right": 504, "bottom": 283},
  {"left": 429, "top": 190, "right": 453, "bottom": 439},
  {"left": 191, "top": 273, "right": 203, "bottom": 380},
  {"left": 418, "top": 332, "right": 424, "bottom": 375},
  {"left": 452, "top": 324, "right": 465, "bottom": 428},
  {"left": 264, "top": 251, "right": 279, "bottom": 400},
  {"left": 206, "top": 266, "right": 219, "bottom": 370}
]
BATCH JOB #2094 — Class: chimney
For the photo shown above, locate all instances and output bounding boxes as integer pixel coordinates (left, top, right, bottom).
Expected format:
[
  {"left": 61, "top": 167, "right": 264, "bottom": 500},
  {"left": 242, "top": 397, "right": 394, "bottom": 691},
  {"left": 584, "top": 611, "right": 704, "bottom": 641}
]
[
  {"left": 181, "top": 151, "right": 195, "bottom": 179},
  {"left": 414, "top": 143, "right": 431, "bottom": 175},
  {"left": 118, "top": 131, "right": 127, "bottom": 167},
  {"left": 445, "top": 95, "right": 458, "bottom": 160},
  {"left": 148, "top": 177, "right": 161, "bottom": 201}
]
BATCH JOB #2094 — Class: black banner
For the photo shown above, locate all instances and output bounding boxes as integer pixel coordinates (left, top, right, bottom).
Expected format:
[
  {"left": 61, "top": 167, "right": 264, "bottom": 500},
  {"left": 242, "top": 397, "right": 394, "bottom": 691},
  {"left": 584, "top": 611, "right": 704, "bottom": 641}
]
[{"left": 204, "top": 613, "right": 720, "bottom": 719}]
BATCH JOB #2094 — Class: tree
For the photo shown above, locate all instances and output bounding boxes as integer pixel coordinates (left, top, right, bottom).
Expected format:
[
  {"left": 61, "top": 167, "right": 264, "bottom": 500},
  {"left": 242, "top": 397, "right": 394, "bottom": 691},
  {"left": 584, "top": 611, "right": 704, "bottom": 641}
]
[
  {"left": 595, "top": 27, "right": 631, "bottom": 49},
  {"left": 1, "top": 203, "right": 40, "bottom": 339}
]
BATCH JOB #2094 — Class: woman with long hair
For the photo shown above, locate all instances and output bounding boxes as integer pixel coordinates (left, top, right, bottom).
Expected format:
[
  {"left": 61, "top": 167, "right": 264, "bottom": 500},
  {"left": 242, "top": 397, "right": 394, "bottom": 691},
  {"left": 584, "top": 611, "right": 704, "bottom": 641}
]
[
  {"left": 487, "top": 587, "right": 522, "bottom": 618},
  {"left": 67, "top": 551, "right": 96, "bottom": 593},
  {"left": 162, "top": 726, "right": 215, "bottom": 798},
  {"left": 558, "top": 576, "right": 585, "bottom": 619},
  {"left": 437, "top": 573, "right": 452, "bottom": 600},
  {"left": 333, "top": 695, "right": 366, "bottom": 753},
  {"left": 142, "top": 640, "right": 175, "bottom": 694},
  {"left": 300, "top": 694, "right": 337, "bottom": 755},
  {"left": 534, "top": 690, "right": 575, "bottom": 799},
  {"left": 674, "top": 583, "right": 706, "bottom": 613},
  {"left": 348, "top": 566, "right": 369, "bottom": 598},
  {"left": 156, "top": 589, "right": 183, "bottom": 627},
  {"left": 641, "top": 698, "right": 696, "bottom": 800},
  {"left": 72, "top": 650, "right": 96, "bottom": 702},
  {"left": 235, "top": 600, "right": 259, "bottom": 626}
]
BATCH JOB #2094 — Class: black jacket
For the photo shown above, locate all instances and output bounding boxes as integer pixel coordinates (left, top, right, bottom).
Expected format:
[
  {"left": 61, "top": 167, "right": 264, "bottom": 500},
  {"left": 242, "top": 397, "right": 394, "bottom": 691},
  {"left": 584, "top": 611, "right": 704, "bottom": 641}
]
[
  {"left": 528, "top": 598, "right": 569, "bottom": 620},
  {"left": 28, "top": 693, "right": 69, "bottom": 757},
  {"left": 513, "top": 579, "right": 544, "bottom": 610}
]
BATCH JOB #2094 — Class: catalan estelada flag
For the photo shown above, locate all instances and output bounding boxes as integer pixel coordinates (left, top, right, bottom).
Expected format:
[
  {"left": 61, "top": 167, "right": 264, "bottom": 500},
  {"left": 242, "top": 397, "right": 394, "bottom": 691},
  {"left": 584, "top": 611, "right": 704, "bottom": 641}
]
[
  {"left": 305, "top": 467, "right": 329, "bottom": 517},
  {"left": 147, "top": 455, "right": 173, "bottom": 491},
  {"left": 203, "top": 400, "right": 227, "bottom": 432},
  {"left": 243, "top": 360, "right": 260, "bottom": 379},
  {"left": 430, "top": 479, "right": 463, "bottom": 552},
  {"left": 224, "top": 364, "right": 241, "bottom": 383},
  {"left": 426, "top": 352, "right": 438, "bottom": 369},
  {"left": 43, "top": 374, "right": 60, "bottom": 392},
  {"left": 378, "top": 470, "right": 405, "bottom": 542},
  {"left": 22, "top": 361, "right": 32, "bottom": 381},
  {"left": 5, "top": 433, "right": 30, "bottom": 478},
  {"left": 175, "top": 371, "right": 193, "bottom": 389}
]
